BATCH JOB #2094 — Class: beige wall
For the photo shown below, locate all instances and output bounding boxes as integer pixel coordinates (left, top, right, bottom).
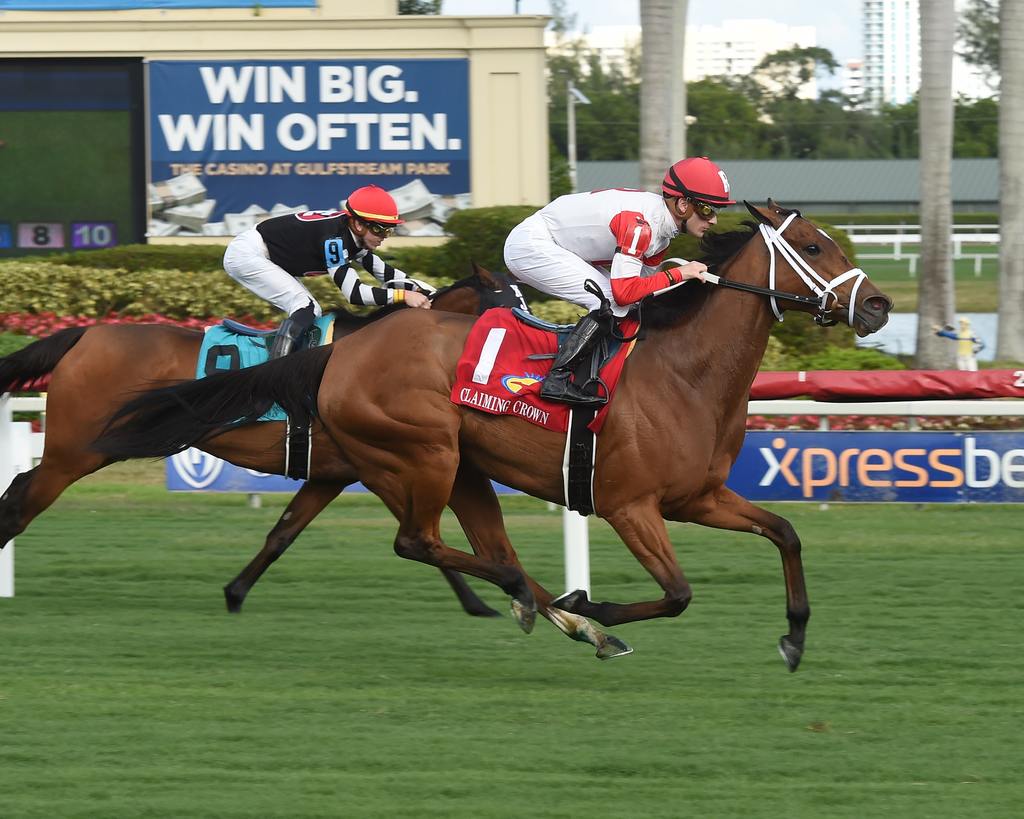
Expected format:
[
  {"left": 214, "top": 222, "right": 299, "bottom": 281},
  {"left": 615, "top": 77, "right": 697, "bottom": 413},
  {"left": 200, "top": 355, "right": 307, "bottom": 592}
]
[{"left": 0, "top": 2, "right": 550, "bottom": 212}]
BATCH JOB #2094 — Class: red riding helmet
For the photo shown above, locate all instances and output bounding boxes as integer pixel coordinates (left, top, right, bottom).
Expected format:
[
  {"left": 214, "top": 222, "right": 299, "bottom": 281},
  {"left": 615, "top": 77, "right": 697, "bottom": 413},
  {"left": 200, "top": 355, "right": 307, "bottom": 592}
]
[
  {"left": 344, "top": 184, "right": 404, "bottom": 224},
  {"left": 662, "top": 157, "right": 736, "bottom": 206}
]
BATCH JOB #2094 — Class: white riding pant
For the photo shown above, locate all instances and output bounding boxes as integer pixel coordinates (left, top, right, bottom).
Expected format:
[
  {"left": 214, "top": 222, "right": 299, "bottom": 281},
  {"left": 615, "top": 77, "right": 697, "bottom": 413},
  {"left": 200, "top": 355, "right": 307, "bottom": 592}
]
[
  {"left": 223, "top": 228, "right": 323, "bottom": 318},
  {"left": 503, "top": 214, "right": 628, "bottom": 317}
]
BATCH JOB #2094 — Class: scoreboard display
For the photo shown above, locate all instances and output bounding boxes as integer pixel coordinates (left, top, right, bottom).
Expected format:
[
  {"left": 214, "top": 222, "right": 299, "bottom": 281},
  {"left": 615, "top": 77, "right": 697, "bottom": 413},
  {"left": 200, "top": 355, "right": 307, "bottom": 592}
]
[
  {"left": 0, "top": 59, "right": 145, "bottom": 257},
  {"left": 2, "top": 221, "right": 118, "bottom": 251}
]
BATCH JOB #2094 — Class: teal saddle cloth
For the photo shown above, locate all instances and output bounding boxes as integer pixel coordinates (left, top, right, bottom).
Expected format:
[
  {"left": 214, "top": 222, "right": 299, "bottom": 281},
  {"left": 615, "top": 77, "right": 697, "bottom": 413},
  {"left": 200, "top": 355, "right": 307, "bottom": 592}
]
[{"left": 195, "top": 315, "right": 335, "bottom": 422}]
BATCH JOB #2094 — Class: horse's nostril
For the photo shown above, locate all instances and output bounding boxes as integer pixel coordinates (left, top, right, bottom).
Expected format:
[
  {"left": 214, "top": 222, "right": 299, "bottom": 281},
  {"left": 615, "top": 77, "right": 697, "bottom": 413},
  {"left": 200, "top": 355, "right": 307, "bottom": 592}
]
[{"left": 862, "top": 295, "right": 891, "bottom": 315}]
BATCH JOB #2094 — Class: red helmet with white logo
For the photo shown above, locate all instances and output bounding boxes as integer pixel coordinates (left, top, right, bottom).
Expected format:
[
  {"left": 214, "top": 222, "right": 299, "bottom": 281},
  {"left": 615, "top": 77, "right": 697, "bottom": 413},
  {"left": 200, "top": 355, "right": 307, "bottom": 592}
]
[
  {"left": 344, "top": 185, "right": 403, "bottom": 224},
  {"left": 662, "top": 156, "right": 735, "bottom": 206}
]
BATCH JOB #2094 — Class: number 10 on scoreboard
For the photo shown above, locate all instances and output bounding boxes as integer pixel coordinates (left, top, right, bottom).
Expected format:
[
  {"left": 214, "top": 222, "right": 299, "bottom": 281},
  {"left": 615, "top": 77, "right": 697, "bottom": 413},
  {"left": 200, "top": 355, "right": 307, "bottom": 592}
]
[{"left": 72, "top": 222, "right": 117, "bottom": 249}]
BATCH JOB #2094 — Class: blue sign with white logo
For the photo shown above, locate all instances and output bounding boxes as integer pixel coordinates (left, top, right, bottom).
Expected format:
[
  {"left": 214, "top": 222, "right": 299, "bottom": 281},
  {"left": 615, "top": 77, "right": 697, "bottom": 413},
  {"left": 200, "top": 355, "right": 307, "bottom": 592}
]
[
  {"left": 168, "top": 433, "right": 1024, "bottom": 503},
  {"left": 165, "top": 449, "right": 521, "bottom": 495},
  {"left": 727, "top": 431, "right": 1024, "bottom": 503},
  {"left": 148, "top": 59, "right": 470, "bottom": 220}
]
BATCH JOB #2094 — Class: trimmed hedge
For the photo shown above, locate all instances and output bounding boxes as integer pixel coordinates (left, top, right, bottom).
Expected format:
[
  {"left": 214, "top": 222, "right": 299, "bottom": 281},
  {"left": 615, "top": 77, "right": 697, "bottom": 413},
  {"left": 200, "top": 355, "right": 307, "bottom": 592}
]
[
  {"left": 0, "top": 261, "right": 340, "bottom": 322},
  {"left": 48, "top": 244, "right": 227, "bottom": 273}
]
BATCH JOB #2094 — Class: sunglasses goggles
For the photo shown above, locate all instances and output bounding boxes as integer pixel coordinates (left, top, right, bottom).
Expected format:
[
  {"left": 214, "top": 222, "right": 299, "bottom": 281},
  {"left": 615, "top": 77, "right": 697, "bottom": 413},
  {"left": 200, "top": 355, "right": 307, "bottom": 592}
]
[
  {"left": 687, "top": 198, "right": 720, "bottom": 221},
  {"left": 362, "top": 220, "right": 395, "bottom": 238}
]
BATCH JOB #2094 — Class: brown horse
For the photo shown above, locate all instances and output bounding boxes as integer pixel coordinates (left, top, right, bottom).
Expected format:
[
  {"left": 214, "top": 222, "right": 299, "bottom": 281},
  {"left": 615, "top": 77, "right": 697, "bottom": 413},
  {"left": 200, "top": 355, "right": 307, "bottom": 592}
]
[
  {"left": 0, "top": 264, "right": 525, "bottom": 618},
  {"left": 94, "top": 202, "right": 893, "bottom": 669}
]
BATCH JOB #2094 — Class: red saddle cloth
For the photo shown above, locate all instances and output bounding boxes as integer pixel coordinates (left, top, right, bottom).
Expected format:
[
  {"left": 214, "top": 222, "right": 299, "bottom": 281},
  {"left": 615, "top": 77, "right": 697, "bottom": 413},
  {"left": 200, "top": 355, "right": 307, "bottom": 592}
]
[{"left": 451, "top": 308, "right": 638, "bottom": 434}]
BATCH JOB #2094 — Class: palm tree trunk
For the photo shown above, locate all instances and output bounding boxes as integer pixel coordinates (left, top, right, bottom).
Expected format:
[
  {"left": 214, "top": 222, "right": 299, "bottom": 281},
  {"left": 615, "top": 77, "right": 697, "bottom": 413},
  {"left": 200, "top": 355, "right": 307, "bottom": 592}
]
[
  {"left": 915, "top": 0, "right": 957, "bottom": 368},
  {"left": 640, "top": 0, "right": 687, "bottom": 191},
  {"left": 998, "top": 0, "right": 1024, "bottom": 361}
]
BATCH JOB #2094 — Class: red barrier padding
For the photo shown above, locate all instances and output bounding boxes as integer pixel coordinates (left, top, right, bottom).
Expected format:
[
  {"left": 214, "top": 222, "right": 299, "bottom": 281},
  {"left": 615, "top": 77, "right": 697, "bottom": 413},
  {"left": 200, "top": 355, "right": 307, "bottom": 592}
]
[{"left": 750, "top": 370, "right": 1024, "bottom": 400}]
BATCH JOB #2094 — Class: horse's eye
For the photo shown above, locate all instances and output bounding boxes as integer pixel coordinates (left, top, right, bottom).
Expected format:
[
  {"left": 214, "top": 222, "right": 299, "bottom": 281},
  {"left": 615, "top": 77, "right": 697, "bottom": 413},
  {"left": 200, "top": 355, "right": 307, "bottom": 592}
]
[{"left": 805, "top": 244, "right": 821, "bottom": 256}]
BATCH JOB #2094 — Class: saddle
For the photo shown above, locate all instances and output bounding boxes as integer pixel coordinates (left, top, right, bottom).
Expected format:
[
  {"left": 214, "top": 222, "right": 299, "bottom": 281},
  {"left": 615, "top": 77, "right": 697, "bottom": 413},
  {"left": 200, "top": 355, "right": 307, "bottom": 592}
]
[
  {"left": 198, "top": 316, "right": 333, "bottom": 379},
  {"left": 194, "top": 314, "right": 336, "bottom": 481},
  {"left": 513, "top": 308, "right": 618, "bottom": 405},
  {"left": 450, "top": 307, "right": 639, "bottom": 516}
]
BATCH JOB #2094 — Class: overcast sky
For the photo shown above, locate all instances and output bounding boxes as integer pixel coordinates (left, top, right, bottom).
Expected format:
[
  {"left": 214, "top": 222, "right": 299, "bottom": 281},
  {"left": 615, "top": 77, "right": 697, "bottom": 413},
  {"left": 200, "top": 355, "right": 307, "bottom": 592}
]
[{"left": 439, "top": 0, "right": 864, "bottom": 63}]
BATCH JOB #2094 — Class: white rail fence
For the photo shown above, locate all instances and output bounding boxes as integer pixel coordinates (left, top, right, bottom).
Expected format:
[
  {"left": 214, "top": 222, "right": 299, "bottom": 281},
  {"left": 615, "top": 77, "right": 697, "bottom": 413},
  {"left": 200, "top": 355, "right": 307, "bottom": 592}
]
[
  {"left": 3, "top": 395, "right": 1021, "bottom": 598},
  {"left": 837, "top": 224, "right": 1001, "bottom": 277}
]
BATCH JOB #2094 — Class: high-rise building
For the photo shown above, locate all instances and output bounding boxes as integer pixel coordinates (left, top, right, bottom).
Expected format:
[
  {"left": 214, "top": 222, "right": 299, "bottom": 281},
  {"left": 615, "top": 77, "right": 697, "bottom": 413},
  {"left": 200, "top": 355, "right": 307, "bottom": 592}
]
[
  {"left": 553, "top": 20, "right": 819, "bottom": 99},
  {"left": 842, "top": 59, "right": 866, "bottom": 104},
  {"left": 863, "top": 0, "right": 920, "bottom": 107},
  {"left": 684, "top": 19, "right": 819, "bottom": 98}
]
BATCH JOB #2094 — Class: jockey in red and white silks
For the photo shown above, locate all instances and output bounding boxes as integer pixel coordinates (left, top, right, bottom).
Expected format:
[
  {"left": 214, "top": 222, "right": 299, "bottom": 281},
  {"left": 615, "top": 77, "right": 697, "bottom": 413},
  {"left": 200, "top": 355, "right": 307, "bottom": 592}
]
[{"left": 503, "top": 156, "right": 736, "bottom": 406}]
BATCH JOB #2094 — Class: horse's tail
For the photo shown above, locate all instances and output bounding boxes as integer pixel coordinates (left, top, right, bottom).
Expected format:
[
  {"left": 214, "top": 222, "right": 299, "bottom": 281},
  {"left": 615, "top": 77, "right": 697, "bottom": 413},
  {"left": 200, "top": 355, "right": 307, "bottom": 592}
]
[
  {"left": 0, "top": 327, "right": 89, "bottom": 393},
  {"left": 92, "top": 345, "right": 334, "bottom": 461}
]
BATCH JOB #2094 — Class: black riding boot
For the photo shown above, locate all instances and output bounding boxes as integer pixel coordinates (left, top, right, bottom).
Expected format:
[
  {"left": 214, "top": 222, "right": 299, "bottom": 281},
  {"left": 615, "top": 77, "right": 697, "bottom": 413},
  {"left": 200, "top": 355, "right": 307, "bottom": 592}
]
[
  {"left": 269, "top": 303, "right": 316, "bottom": 360},
  {"left": 540, "top": 312, "right": 608, "bottom": 407}
]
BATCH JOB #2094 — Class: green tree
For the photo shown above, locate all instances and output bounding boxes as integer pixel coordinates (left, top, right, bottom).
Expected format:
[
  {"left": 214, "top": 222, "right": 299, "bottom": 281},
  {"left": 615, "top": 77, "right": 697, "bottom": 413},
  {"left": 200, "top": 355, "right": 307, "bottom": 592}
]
[
  {"left": 958, "top": 0, "right": 999, "bottom": 83},
  {"left": 954, "top": 96, "right": 999, "bottom": 156},
  {"left": 547, "top": 32, "right": 640, "bottom": 163},
  {"left": 685, "top": 78, "right": 767, "bottom": 158},
  {"left": 753, "top": 46, "right": 840, "bottom": 100}
]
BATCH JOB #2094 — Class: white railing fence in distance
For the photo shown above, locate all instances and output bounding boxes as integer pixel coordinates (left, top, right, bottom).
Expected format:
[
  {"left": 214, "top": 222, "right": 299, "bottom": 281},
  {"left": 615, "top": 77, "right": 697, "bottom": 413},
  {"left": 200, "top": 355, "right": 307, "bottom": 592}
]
[{"left": 0, "top": 395, "right": 46, "bottom": 597}]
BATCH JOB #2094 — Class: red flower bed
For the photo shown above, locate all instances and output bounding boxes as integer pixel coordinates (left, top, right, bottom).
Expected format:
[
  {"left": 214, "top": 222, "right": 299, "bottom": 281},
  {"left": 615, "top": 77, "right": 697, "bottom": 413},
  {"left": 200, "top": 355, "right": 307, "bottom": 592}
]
[
  {"left": 0, "top": 311, "right": 275, "bottom": 336},
  {"left": 746, "top": 414, "right": 1022, "bottom": 431}
]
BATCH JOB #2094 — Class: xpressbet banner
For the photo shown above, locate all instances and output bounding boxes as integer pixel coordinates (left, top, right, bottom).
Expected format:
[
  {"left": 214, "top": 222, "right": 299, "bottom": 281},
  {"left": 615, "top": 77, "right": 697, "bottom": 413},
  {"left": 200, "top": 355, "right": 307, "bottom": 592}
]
[
  {"left": 167, "top": 432, "right": 1024, "bottom": 503},
  {"left": 730, "top": 431, "right": 1024, "bottom": 503},
  {"left": 148, "top": 59, "right": 469, "bottom": 235}
]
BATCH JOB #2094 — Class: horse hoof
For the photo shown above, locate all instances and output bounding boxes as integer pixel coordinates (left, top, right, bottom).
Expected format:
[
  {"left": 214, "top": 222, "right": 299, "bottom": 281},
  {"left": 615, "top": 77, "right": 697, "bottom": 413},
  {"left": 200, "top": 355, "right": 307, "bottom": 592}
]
[
  {"left": 552, "top": 589, "right": 588, "bottom": 614},
  {"left": 510, "top": 598, "right": 536, "bottom": 634},
  {"left": 223, "top": 585, "right": 244, "bottom": 614},
  {"left": 778, "top": 636, "right": 803, "bottom": 672},
  {"left": 596, "top": 634, "right": 633, "bottom": 660}
]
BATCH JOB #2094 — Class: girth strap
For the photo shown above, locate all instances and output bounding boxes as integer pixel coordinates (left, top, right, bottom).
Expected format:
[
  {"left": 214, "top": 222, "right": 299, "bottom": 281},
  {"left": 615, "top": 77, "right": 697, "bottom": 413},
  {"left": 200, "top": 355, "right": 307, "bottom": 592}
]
[
  {"left": 562, "top": 407, "right": 597, "bottom": 516},
  {"left": 285, "top": 414, "right": 312, "bottom": 481}
]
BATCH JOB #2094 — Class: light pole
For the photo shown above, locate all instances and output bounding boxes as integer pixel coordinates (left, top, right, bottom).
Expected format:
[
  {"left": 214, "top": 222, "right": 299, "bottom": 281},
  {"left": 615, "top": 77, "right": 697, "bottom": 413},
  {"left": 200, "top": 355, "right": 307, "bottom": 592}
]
[{"left": 566, "top": 79, "right": 591, "bottom": 193}]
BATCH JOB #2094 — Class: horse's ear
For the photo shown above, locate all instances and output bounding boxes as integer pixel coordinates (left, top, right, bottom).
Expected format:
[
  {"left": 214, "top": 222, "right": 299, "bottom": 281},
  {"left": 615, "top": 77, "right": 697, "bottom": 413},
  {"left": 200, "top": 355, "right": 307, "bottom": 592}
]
[
  {"left": 472, "top": 260, "right": 500, "bottom": 288},
  {"left": 766, "top": 197, "right": 800, "bottom": 218},
  {"left": 744, "top": 200, "right": 773, "bottom": 225}
]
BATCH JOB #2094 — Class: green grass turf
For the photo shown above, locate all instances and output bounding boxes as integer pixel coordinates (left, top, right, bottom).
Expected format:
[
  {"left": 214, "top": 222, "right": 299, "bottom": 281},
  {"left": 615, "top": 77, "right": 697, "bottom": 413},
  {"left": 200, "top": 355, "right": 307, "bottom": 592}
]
[{"left": 2, "top": 471, "right": 1021, "bottom": 818}]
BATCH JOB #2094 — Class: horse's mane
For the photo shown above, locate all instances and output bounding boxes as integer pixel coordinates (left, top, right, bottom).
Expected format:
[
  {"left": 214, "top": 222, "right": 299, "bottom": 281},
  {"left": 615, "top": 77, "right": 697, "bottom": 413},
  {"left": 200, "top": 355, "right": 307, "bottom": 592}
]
[
  {"left": 326, "top": 302, "right": 401, "bottom": 330},
  {"left": 641, "top": 221, "right": 760, "bottom": 329}
]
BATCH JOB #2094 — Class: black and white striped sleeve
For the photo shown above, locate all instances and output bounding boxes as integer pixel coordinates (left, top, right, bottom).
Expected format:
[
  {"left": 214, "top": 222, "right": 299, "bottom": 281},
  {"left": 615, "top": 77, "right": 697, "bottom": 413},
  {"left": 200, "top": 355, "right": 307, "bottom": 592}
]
[
  {"left": 359, "top": 249, "right": 408, "bottom": 286},
  {"left": 331, "top": 263, "right": 392, "bottom": 306}
]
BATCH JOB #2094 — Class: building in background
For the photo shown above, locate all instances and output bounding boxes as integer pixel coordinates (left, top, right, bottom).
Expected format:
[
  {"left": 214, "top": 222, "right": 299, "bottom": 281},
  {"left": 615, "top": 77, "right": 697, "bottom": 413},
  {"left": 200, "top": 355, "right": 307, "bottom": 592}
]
[
  {"left": 684, "top": 19, "right": 819, "bottom": 98},
  {"left": 862, "top": 0, "right": 920, "bottom": 107},
  {"left": 556, "top": 19, "right": 819, "bottom": 99},
  {"left": 842, "top": 59, "right": 866, "bottom": 105},
  {"left": 861, "top": 0, "right": 993, "bottom": 107}
]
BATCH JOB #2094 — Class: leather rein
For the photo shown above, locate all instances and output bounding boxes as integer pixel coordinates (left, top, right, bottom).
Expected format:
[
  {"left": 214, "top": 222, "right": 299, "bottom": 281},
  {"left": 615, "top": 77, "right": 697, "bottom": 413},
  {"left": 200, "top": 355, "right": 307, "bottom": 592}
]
[{"left": 661, "top": 213, "right": 868, "bottom": 328}]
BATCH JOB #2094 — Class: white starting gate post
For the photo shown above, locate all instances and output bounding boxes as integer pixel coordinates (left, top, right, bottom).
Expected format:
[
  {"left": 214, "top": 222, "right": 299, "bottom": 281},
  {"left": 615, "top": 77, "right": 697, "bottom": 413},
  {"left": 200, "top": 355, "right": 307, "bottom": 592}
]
[
  {"left": 0, "top": 395, "right": 37, "bottom": 598},
  {"left": 562, "top": 508, "right": 590, "bottom": 595}
]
